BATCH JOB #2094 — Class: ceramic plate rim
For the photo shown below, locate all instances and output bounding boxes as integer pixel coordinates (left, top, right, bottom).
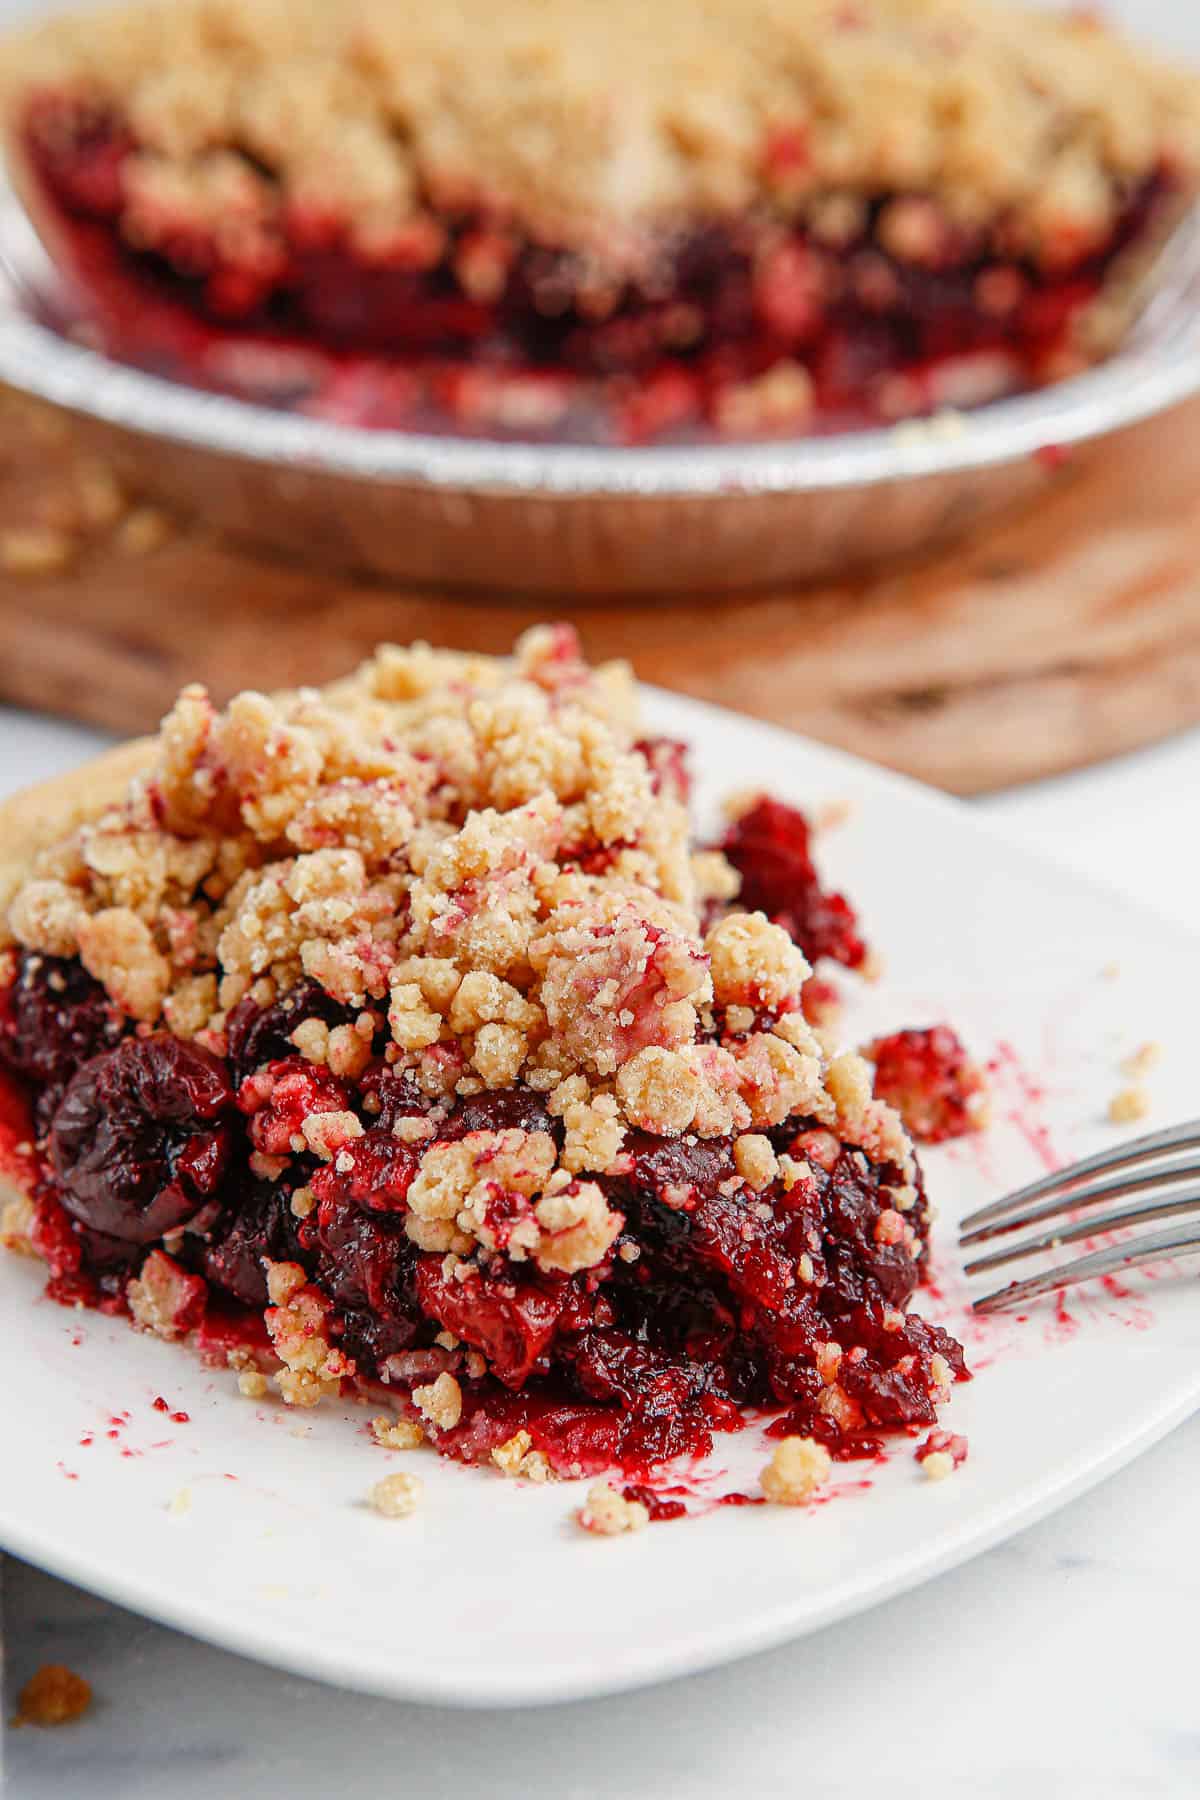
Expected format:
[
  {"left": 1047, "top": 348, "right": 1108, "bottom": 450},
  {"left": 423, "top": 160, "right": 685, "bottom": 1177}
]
[{"left": 1, "top": 1362, "right": 1196, "bottom": 1709}]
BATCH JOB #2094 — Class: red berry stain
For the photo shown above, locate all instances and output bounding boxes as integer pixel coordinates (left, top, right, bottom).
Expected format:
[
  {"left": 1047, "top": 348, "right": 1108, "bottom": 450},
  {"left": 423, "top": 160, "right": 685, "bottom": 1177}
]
[
  {"left": 813, "top": 1477, "right": 874, "bottom": 1504},
  {"left": 152, "top": 1396, "right": 169, "bottom": 1413},
  {"left": 1050, "top": 1291, "right": 1080, "bottom": 1343},
  {"left": 622, "top": 1482, "right": 688, "bottom": 1523},
  {"left": 1100, "top": 1274, "right": 1154, "bottom": 1331},
  {"left": 986, "top": 1041, "right": 1061, "bottom": 1173},
  {"left": 56, "top": 1462, "right": 79, "bottom": 1481},
  {"left": 171, "top": 1411, "right": 190, "bottom": 1424}
]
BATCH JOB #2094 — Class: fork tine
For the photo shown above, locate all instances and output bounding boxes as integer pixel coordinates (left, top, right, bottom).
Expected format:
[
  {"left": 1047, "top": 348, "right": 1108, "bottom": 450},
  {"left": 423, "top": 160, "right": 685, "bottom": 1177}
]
[
  {"left": 964, "top": 1186, "right": 1200, "bottom": 1276},
  {"left": 959, "top": 1155, "right": 1200, "bottom": 1247},
  {"left": 958, "top": 1119, "right": 1200, "bottom": 1236},
  {"left": 971, "top": 1223, "right": 1200, "bottom": 1314}
]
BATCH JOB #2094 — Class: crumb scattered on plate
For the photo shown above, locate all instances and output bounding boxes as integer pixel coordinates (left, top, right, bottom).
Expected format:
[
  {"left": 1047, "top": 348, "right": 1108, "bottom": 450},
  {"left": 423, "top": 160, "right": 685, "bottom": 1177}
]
[
  {"left": 760, "top": 1436, "right": 832, "bottom": 1506},
  {"left": 575, "top": 1481, "right": 649, "bottom": 1536},
  {"left": 1108, "top": 1085, "right": 1150, "bottom": 1124},
  {"left": 1120, "top": 1041, "right": 1161, "bottom": 1080},
  {"left": 915, "top": 1430, "right": 969, "bottom": 1480},
  {"left": 368, "top": 1471, "right": 423, "bottom": 1518}
]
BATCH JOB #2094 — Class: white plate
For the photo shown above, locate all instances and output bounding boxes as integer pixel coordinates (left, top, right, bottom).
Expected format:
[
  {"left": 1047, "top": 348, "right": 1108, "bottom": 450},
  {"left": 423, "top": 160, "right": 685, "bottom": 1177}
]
[{"left": 2, "top": 691, "right": 1199, "bottom": 1707}]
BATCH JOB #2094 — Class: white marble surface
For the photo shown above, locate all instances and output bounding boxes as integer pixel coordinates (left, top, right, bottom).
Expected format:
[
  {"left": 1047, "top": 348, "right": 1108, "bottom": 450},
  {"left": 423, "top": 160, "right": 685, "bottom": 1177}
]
[{"left": 0, "top": 704, "right": 1199, "bottom": 1797}]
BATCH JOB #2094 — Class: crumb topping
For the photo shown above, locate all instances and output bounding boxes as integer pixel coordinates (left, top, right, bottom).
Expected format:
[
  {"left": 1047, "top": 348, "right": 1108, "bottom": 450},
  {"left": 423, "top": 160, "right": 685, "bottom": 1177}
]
[
  {"left": 412, "top": 1369, "right": 463, "bottom": 1432},
  {"left": 126, "top": 1247, "right": 205, "bottom": 1338},
  {"left": 491, "top": 1428, "right": 552, "bottom": 1481},
  {"left": 9, "top": 0, "right": 1199, "bottom": 271},
  {"left": 0, "top": 1192, "right": 37, "bottom": 1255},
  {"left": 3, "top": 626, "right": 919, "bottom": 1297},
  {"left": 263, "top": 1257, "right": 354, "bottom": 1405},
  {"left": 13, "top": 1664, "right": 92, "bottom": 1728},
  {"left": 371, "top": 1414, "right": 426, "bottom": 1450}
]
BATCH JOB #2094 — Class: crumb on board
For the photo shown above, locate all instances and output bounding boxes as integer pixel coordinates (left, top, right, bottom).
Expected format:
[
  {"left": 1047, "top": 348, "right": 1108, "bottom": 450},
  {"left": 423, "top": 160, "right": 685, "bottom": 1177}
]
[
  {"left": 0, "top": 526, "right": 75, "bottom": 576},
  {"left": 13, "top": 1664, "right": 92, "bottom": 1727},
  {"left": 167, "top": 1485, "right": 192, "bottom": 1517},
  {"left": 75, "top": 458, "right": 127, "bottom": 530}
]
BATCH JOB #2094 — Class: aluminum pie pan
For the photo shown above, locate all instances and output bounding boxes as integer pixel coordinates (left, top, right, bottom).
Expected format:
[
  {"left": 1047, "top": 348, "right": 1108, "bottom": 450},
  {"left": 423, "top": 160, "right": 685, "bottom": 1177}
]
[{"left": 3, "top": 173, "right": 1200, "bottom": 594}]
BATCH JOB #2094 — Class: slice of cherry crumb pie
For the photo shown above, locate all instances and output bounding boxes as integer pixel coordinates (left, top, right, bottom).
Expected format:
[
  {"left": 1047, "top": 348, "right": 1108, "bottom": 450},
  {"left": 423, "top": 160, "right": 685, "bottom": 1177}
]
[
  {"left": 0, "top": 628, "right": 966, "bottom": 1479},
  {"left": 4, "top": 0, "right": 1198, "bottom": 441}
]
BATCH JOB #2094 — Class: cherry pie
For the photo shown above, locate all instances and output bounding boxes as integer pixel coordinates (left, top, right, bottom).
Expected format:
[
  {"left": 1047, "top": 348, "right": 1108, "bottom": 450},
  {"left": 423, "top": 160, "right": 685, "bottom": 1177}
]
[
  {"left": 0, "top": 629, "right": 969, "bottom": 1482},
  {"left": 5, "top": 0, "right": 1198, "bottom": 440}
]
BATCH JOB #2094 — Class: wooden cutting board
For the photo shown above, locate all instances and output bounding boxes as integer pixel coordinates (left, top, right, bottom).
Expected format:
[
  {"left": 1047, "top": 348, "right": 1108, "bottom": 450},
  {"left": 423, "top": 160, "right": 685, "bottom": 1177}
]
[{"left": 3, "top": 383, "right": 1200, "bottom": 794}]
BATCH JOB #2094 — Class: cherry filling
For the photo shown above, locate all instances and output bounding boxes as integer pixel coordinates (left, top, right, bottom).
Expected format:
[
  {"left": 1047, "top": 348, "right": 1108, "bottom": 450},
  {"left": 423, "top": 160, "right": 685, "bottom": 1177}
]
[
  {"left": 0, "top": 952, "right": 967, "bottom": 1474},
  {"left": 20, "top": 92, "right": 1175, "bottom": 442},
  {"left": 716, "top": 795, "right": 867, "bottom": 971},
  {"left": 864, "top": 1026, "right": 987, "bottom": 1144},
  {"left": 51, "top": 1035, "right": 234, "bottom": 1244},
  {"left": 0, "top": 952, "right": 125, "bottom": 1132}
]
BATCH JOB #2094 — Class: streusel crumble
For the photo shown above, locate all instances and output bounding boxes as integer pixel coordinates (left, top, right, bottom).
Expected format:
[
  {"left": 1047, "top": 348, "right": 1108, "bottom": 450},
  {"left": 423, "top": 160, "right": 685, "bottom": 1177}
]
[
  {"left": 5, "top": 0, "right": 1198, "bottom": 440},
  {"left": 0, "top": 627, "right": 968, "bottom": 1482},
  {"left": 13, "top": 1664, "right": 93, "bottom": 1728}
]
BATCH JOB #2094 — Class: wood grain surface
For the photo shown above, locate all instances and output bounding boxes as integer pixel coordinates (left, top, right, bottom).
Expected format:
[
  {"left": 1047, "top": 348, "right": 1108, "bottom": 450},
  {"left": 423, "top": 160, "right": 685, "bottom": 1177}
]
[{"left": 2, "top": 385, "right": 1200, "bottom": 793}]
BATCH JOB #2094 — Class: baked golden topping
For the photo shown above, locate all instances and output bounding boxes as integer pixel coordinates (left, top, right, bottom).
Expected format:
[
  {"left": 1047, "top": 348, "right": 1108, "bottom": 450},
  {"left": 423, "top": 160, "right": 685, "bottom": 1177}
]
[
  {"left": 8, "top": 0, "right": 1198, "bottom": 263},
  {"left": 8, "top": 0, "right": 1198, "bottom": 440}
]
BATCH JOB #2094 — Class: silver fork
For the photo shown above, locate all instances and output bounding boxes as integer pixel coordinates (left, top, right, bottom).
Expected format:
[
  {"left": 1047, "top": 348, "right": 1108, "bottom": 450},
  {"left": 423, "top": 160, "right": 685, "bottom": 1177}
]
[{"left": 958, "top": 1120, "right": 1200, "bottom": 1313}]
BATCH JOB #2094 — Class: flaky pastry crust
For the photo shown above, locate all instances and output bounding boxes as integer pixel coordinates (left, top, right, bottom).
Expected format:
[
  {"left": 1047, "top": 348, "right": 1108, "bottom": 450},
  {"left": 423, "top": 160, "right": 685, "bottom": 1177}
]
[{"left": 0, "top": 739, "right": 156, "bottom": 920}]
